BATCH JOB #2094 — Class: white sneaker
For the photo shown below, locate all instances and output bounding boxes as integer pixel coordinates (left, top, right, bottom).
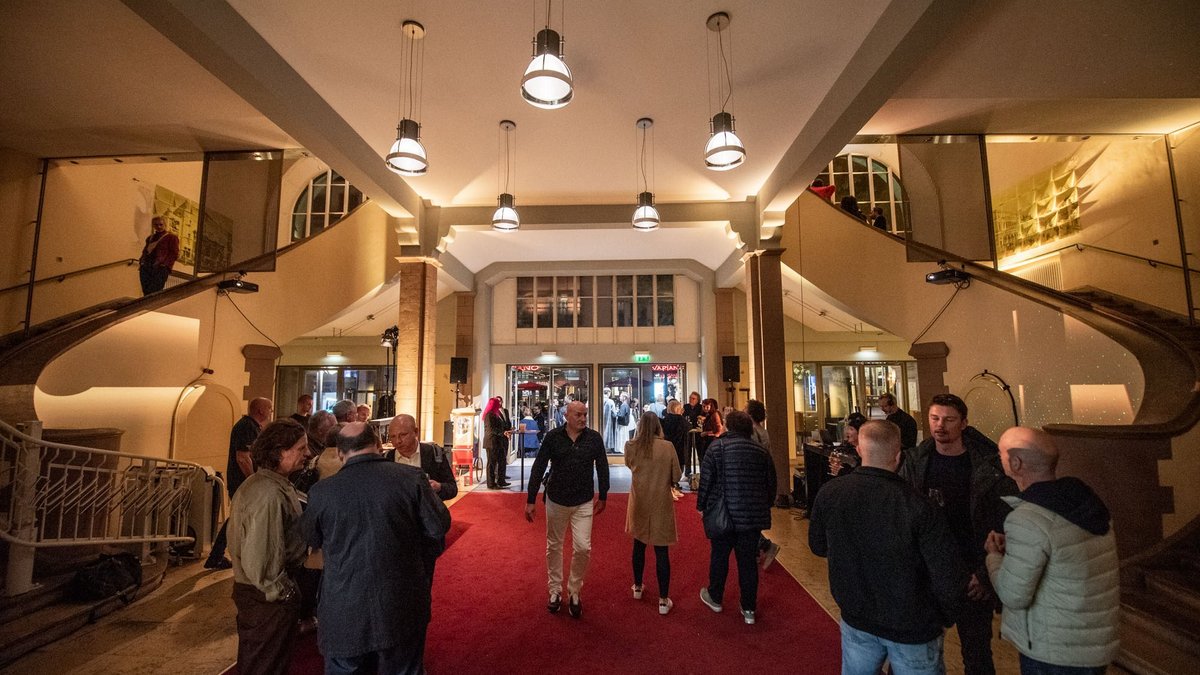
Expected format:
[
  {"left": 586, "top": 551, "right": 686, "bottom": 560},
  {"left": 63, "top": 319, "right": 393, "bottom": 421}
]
[
  {"left": 659, "top": 598, "right": 673, "bottom": 615},
  {"left": 742, "top": 609, "right": 756, "bottom": 625},
  {"left": 700, "top": 587, "right": 722, "bottom": 613},
  {"left": 631, "top": 584, "right": 643, "bottom": 600}
]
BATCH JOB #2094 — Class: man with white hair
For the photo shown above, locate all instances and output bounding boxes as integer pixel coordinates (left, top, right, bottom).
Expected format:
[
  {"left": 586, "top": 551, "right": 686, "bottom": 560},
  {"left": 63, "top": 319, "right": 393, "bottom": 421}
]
[{"left": 985, "top": 427, "right": 1120, "bottom": 674}]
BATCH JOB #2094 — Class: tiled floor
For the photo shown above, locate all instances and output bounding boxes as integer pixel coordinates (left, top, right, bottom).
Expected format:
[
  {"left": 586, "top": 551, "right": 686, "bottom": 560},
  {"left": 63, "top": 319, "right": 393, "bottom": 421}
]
[{"left": 11, "top": 470, "right": 1028, "bottom": 674}]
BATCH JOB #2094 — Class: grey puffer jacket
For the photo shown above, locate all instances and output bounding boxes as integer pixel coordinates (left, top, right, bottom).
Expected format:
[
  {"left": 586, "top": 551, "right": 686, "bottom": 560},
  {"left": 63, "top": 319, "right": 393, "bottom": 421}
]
[{"left": 985, "top": 478, "right": 1120, "bottom": 668}]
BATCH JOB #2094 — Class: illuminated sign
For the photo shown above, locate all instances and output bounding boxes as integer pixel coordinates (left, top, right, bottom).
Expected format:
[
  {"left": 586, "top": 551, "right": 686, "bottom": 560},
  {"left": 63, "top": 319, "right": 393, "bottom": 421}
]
[
  {"left": 633, "top": 353, "right": 651, "bottom": 363},
  {"left": 513, "top": 365, "right": 542, "bottom": 372},
  {"left": 650, "top": 364, "right": 679, "bottom": 372}
]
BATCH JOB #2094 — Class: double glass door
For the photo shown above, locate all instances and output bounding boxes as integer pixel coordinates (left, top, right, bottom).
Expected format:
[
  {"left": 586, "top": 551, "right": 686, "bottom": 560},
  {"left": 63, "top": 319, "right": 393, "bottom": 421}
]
[
  {"left": 276, "top": 366, "right": 387, "bottom": 416},
  {"left": 507, "top": 365, "right": 592, "bottom": 456},
  {"left": 793, "top": 360, "right": 917, "bottom": 442},
  {"left": 598, "top": 363, "right": 685, "bottom": 454}
]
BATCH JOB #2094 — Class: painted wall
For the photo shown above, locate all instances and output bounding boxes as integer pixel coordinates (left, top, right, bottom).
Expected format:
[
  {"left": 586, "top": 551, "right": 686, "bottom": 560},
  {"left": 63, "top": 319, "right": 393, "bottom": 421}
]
[{"left": 0, "top": 148, "right": 42, "bottom": 335}]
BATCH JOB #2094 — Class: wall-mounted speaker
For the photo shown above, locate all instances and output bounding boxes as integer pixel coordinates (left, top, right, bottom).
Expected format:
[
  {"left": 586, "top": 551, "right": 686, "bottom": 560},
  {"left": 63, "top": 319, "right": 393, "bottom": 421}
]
[
  {"left": 449, "top": 357, "right": 469, "bottom": 384},
  {"left": 721, "top": 355, "right": 740, "bottom": 383}
]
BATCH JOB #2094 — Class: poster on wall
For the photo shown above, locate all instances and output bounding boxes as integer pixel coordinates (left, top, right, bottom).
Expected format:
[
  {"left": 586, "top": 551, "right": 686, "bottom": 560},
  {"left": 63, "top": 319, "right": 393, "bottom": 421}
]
[{"left": 152, "top": 185, "right": 199, "bottom": 267}]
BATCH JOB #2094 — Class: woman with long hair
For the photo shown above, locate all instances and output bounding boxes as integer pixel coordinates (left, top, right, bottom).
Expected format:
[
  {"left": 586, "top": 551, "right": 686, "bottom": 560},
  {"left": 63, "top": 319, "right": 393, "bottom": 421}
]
[
  {"left": 696, "top": 398, "right": 725, "bottom": 469},
  {"left": 624, "top": 412, "right": 681, "bottom": 615},
  {"left": 482, "top": 396, "right": 512, "bottom": 489}
]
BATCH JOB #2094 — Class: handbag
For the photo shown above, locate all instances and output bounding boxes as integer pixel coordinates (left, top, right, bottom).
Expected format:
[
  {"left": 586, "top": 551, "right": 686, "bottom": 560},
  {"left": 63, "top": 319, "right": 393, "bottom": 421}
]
[{"left": 702, "top": 488, "right": 733, "bottom": 539}]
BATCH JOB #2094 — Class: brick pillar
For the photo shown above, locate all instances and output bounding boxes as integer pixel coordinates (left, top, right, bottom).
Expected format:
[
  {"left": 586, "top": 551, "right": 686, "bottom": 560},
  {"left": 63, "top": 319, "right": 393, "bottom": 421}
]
[
  {"left": 908, "top": 341, "right": 949, "bottom": 437},
  {"left": 396, "top": 260, "right": 438, "bottom": 434},
  {"left": 747, "top": 249, "right": 791, "bottom": 504}
]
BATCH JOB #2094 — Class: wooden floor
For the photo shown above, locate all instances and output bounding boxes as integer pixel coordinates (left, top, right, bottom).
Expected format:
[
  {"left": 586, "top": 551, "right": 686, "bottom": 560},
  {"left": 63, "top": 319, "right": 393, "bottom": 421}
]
[{"left": 9, "top": 471, "right": 1026, "bottom": 674}]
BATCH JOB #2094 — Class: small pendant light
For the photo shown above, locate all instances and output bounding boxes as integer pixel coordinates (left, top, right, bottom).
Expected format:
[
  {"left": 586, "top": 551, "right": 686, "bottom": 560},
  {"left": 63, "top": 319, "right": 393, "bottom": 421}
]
[
  {"left": 385, "top": 20, "right": 429, "bottom": 176},
  {"left": 704, "top": 12, "right": 745, "bottom": 171},
  {"left": 492, "top": 120, "right": 520, "bottom": 231},
  {"left": 521, "top": 1, "right": 574, "bottom": 109},
  {"left": 632, "top": 118, "right": 660, "bottom": 231}
]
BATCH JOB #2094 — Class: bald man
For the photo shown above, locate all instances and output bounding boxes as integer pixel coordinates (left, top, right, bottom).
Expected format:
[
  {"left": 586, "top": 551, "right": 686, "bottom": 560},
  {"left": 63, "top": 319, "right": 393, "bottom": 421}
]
[
  {"left": 985, "top": 428, "right": 1119, "bottom": 673},
  {"left": 386, "top": 414, "right": 458, "bottom": 501},
  {"left": 810, "top": 419, "right": 967, "bottom": 675},
  {"left": 207, "top": 397, "right": 274, "bottom": 570}
]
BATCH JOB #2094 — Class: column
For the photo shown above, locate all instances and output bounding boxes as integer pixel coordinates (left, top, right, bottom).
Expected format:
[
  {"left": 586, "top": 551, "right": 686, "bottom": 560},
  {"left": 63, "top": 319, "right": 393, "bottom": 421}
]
[
  {"left": 908, "top": 341, "right": 949, "bottom": 438},
  {"left": 453, "top": 292, "right": 475, "bottom": 408},
  {"left": 396, "top": 260, "right": 438, "bottom": 435},
  {"left": 747, "top": 248, "right": 791, "bottom": 505}
]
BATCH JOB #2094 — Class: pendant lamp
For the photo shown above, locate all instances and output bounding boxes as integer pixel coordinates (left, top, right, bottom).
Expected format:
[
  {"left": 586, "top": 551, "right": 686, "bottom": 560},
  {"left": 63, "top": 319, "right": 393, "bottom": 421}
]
[
  {"left": 704, "top": 12, "right": 745, "bottom": 171},
  {"left": 632, "top": 118, "right": 660, "bottom": 231},
  {"left": 492, "top": 120, "right": 520, "bottom": 231},
  {"left": 385, "top": 20, "right": 429, "bottom": 176},
  {"left": 521, "top": 1, "right": 574, "bottom": 109}
]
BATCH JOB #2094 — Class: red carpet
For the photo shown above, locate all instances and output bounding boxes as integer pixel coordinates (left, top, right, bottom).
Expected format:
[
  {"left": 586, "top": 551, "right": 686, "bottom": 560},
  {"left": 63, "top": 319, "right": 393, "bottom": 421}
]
[{"left": 278, "top": 492, "right": 841, "bottom": 674}]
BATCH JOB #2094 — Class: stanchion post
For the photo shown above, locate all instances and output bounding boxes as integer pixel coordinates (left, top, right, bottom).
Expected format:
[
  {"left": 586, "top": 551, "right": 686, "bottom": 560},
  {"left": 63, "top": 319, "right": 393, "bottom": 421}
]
[{"left": 7, "top": 421, "right": 42, "bottom": 596}]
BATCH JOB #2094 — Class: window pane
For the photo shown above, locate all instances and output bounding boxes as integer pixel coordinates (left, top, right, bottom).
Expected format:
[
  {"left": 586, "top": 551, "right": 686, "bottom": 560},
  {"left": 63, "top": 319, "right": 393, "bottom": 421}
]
[
  {"left": 656, "top": 274, "right": 673, "bottom": 296},
  {"left": 851, "top": 155, "right": 868, "bottom": 171},
  {"left": 853, "top": 173, "right": 869, "bottom": 199},
  {"left": 330, "top": 171, "right": 346, "bottom": 185},
  {"left": 516, "top": 298, "right": 534, "bottom": 328},
  {"left": 596, "top": 297, "right": 613, "bottom": 327},
  {"left": 873, "top": 172, "right": 890, "bottom": 201},
  {"left": 348, "top": 188, "right": 363, "bottom": 211},
  {"left": 537, "top": 276, "right": 553, "bottom": 297},
  {"left": 596, "top": 275, "right": 612, "bottom": 296},
  {"left": 517, "top": 276, "right": 533, "bottom": 298},
  {"left": 311, "top": 183, "right": 327, "bottom": 212},
  {"left": 293, "top": 188, "right": 310, "bottom": 216},
  {"left": 871, "top": 159, "right": 888, "bottom": 173},
  {"left": 578, "top": 276, "right": 592, "bottom": 296},
  {"left": 291, "top": 214, "right": 307, "bottom": 241},
  {"left": 556, "top": 276, "right": 575, "bottom": 293},
  {"left": 833, "top": 155, "right": 848, "bottom": 173},
  {"left": 329, "top": 186, "right": 346, "bottom": 213},
  {"left": 578, "top": 295, "right": 593, "bottom": 327},
  {"left": 312, "top": 172, "right": 329, "bottom": 186},
  {"left": 616, "top": 275, "right": 632, "bottom": 296},
  {"left": 310, "top": 214, "right": 326, "bottom": 234},
  {"left": 637, "top": 297, "right": 653, "bottom": 326},
  {"left": 616, "top": 297, "right": 633, "bottom": 327},
  {"left": 657, "top": 298, "right": 674, "bottom": 326},
  {"left": 636, "top": 274, "right": 653, "bottom": 297},
  {"left": 535, "top": 298, "right": 552, "bottom": 327},
  {"left": 557, "top": 296, "right": 574, "bottom": 328}
]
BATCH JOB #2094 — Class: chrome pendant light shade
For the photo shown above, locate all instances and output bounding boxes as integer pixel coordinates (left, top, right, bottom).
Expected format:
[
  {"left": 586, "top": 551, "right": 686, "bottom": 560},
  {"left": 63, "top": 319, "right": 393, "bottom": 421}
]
[
  {"left": 386, "top": 118, "right": 428, "bottom": 176},
  {"left": 704, "top": 111, "right": 745, "bottom": 171},
  {"left": 522, "top": 28, "right": 574, "bottom": 109},
  {"left": 493, "top": 193, "right": 520, "bottom": 231},
  {"left": 632, "top": 191, "right": 660, "bottom": 231},
  {"left": 492, "top": 120, "right": 520, "bottom": 231}
]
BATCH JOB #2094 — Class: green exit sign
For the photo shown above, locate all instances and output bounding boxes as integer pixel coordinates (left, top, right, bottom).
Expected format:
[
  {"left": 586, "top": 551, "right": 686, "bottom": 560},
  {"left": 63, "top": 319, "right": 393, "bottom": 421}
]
[{"left": 633, "top": 353, "right": 651, "bottom": 363}]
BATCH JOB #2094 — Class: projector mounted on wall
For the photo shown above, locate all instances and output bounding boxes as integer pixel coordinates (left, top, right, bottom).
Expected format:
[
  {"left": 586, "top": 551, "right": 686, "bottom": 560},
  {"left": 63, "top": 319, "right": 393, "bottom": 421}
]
[
  {"left": 925, "top": 269, "right": 970, "bottom": 285},
  {"left": 217, "top": 278, "right": 259, "bottom": 294}
]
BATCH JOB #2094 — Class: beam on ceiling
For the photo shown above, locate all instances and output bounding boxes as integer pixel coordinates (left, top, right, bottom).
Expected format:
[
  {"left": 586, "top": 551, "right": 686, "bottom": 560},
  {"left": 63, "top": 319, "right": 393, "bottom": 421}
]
[
  {"left": 431, "top": 199, "right": 758, "bottom": 238},
  {"left": 121, "top": 0, "right": 423, "bottom": 220},
  {"left": 757, "top": 0, "right": 976, "bottom": 212}
]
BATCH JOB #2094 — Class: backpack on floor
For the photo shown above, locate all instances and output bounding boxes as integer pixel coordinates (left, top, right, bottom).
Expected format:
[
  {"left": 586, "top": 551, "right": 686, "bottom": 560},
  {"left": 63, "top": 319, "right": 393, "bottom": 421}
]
[{"left": 71, "top": 553, "right": 142, "bottom": 603}]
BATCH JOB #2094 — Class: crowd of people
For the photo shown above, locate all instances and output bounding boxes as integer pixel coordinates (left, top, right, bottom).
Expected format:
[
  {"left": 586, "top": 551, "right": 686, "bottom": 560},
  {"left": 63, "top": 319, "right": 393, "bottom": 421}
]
[{"left": 211, "top": 387, "right": 1120, "bottom": 675}]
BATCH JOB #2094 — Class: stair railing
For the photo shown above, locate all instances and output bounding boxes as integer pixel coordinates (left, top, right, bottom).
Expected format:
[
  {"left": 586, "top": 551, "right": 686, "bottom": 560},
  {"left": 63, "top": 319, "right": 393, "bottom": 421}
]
[{"left": 0, "top": 418, "right": 219, "bottom": 596}]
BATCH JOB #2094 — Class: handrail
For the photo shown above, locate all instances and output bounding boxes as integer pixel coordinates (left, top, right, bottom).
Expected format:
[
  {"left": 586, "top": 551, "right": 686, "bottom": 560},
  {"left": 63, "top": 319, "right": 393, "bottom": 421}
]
[
  {"left": 1006, "top": 242, "right": 1197, "bottom": 274},
  {"left": 0, "top": 418, "right": 215, "bottom": 550},
  {"left": 0, "top": 259, "right": 139, "bottom": 297},
  {"left": 904, "top": 235, "right": 1200, "bottom": 439}
]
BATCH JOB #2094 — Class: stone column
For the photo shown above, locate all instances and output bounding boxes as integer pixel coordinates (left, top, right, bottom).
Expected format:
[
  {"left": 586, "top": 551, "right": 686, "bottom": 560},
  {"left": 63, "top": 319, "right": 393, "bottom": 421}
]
[
  {"left": 714, "top": 287, "right": 737, "bottom": 403},
  {"left": 454, "top": 292, "right": 476, "bottom": 408},
  {"left": 747, "top": 249, "right": 792, "bottom": 505},
  {"left": 396, "top": 260, "right": 438, "bottom": 434},
  {"left": 908, "top": 341, "right": 949, "bottom": 437},
  {"left": 242, "top": 344, "right": 282, "bottom": 402}
]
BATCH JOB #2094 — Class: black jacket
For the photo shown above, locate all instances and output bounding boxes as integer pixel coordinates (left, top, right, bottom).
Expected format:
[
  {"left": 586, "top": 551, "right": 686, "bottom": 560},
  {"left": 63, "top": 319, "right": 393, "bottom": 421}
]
[
  {"left": 384, "top": 442, "right": 459, "bottom": 501},
  {"left": 697, "top": 432, "right": 776, "bottom": 532},
  {"left": 899, "top": 428, "right": 1017, "bottom": 575},
  {"left": 660, "top": 412, "right": 689, "bottom": 456},
  {"left": 526, "top": 426, "right": 609, "bottom": 507},
  {"left": 810, "top": 467, "right": 967, "bottom": 644},
  {"left": 886, "top": 409, "right": 919, "bottom": 449}
]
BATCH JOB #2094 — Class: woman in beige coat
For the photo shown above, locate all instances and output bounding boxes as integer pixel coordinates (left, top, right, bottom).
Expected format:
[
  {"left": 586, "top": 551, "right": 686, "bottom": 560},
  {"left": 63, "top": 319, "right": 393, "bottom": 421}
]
[{"left": 625, "top": 412, "right": 682, "bottom": 615}]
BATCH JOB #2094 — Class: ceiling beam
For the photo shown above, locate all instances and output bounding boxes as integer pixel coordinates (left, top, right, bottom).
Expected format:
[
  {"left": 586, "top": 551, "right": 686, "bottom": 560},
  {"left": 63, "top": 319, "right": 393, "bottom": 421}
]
[
  {"left": 757, "top": 0, "right": 977, "bottom": 212},
  {"left": 121, "top": 0, "right": 423, "bottom": 220}
]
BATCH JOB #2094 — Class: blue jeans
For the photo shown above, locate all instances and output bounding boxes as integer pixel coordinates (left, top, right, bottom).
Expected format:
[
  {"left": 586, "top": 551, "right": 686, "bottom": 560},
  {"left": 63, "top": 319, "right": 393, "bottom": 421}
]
[
  {"left": 1019, "top": 654, "right": 1106, "bottom": 675},
  {"left": 840, "top": 620, "right": 945, "bottom": 675}
]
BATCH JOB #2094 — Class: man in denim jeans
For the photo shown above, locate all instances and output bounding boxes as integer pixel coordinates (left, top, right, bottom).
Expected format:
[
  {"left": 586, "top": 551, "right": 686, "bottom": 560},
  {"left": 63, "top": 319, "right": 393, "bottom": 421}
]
[{"left": 810, "top": 420, "right": 968, "bottom": 674}]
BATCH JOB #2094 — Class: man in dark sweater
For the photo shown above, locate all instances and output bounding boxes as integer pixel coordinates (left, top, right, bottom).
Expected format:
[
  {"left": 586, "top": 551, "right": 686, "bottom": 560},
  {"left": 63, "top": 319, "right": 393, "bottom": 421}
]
[
  {"left": 810, "top": 419, "right": 967, "bottom": 674},
  {"left": 879, "top": 392, "right": 918, "bottom": 449},
  {"left": 525, "top": 400, "right": 609, "bottom": 619}
]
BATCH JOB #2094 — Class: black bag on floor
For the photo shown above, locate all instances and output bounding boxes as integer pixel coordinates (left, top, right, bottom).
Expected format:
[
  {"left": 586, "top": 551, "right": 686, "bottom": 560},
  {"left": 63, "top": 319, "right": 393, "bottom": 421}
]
[{"left": 72, "top": 553, "right": 142, "bottom": 603}]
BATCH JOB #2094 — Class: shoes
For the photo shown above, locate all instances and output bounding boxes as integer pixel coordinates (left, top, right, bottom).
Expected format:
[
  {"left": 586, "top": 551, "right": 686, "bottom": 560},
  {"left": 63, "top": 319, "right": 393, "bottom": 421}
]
[
  {"left": 489, "top": 483, "right": 506, "bottom": 490},
  {"left": 297, "top": 617, "right": 319, "bottom": 635},
  {"left": 497, "top": 482, "right": 512, "bottom": 488},
  {"left": 204, "top": 557, "right": 232, "bottom": 570},
  {"left": 659, "top": 598, "right": 673, "bottom": 616},
  {"left": 486, "top": 482, "right": 497, "bottom": 489},
  {"left": 631, "top": 584, "right": 643, "bottom": 600},
  {"left": 547, "top": 593, "right": 562, "bottom": 614},
  {"left": 568, "top": 594, "right": 582, "bottom": 619},
  {"left": 700, "top": 587, "right": 722, "bottom": 613},
  {"left": 742, "top": 609, "right": 756, "bottom": 625},
  {"left": 761, "top": 541, "right": 781, "bottom": 570}
]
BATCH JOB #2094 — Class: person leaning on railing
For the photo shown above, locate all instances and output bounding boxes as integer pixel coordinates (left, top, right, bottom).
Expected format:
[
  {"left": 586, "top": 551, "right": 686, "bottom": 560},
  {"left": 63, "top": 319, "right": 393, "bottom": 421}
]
[{"left": 138, "top": 215, "right": 179, "bottom": 295}]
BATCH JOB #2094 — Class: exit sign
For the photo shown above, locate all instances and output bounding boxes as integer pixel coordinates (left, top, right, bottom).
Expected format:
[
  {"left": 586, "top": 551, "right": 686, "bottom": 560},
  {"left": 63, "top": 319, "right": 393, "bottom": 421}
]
[{"left": 633, "top": 353, "right": 651, "bottom": 363}]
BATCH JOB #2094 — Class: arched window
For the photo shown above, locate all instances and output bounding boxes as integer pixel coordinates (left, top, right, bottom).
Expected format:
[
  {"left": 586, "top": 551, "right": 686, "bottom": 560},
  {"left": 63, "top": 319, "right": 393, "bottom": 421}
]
[
  {"left": 816, "top": 154, "right": 909, "bottom": 233},
  {"left": 291, "top": 170, "right": 365, "bottom": 241}
]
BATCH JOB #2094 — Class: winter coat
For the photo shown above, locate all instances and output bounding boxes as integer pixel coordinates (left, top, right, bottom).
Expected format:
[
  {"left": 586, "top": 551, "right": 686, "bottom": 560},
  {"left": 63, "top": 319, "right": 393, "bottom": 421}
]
[
  {"left": 624, "top": 438, "right": 681, "bottom": 546},
  {"left": 697, "top": 432, "right": 776, "bottom": 533},
  {"left": 985, "top": 478, "right": 1120, "bottom": 668}
]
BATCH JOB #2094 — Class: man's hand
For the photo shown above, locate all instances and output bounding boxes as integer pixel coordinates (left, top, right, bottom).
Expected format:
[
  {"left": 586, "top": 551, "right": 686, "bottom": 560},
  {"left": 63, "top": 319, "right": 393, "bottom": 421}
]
[
  {"left": 985, "top": 531, "right": 1006, "bottom": 556},
  {"left": 594, "top": 499, "right": 606, "bottom": 516},
  {"left": 524, "top": 503, "right": 536, "bottom": 522},
  {"left": 966, "top": 573, "right": 990, "bottom": 601},
  {"left": 428, "top": 479, "right": 441, "bottom": 493}
]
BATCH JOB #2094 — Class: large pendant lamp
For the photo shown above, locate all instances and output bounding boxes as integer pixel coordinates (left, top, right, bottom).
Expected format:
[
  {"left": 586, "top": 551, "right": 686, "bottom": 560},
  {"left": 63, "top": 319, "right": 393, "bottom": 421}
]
[
  {"left": 632, "top": 118, "right": 660, "bottom": 231},
  {"left": 385, "top": 20, "right": 429, "bottom": 176},
  {"left": 704, "top": 12, "right": 745, "bottom": 171},
  {"left": 492, "top": 120, "right": 520, "bottom": 231},
  {"left": 521, "top": 1, "right": 574, "bottom": 109}
]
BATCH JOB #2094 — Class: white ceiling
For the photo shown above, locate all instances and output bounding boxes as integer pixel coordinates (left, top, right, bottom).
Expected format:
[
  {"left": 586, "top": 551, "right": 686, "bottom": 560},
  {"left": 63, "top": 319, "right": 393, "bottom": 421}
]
[{"left": 4, "top": 0, "right": 1198, "bottom": 338}]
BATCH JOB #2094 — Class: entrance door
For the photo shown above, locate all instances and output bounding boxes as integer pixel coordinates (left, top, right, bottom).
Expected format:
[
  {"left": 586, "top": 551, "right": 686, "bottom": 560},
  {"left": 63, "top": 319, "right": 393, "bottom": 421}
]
[{"left": 598, "top": 363, "right": 685, "bottom": 454}]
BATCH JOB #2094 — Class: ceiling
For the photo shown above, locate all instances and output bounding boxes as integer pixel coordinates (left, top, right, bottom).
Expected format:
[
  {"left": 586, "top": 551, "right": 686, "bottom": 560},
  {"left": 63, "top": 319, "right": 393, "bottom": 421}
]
[{"left": 3, "top": 0, "right": 1197, "bottom": 338}]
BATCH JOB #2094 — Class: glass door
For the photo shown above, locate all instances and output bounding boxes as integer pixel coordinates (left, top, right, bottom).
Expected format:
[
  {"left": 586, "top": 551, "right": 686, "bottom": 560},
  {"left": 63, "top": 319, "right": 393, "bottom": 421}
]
[
  {"left": 599, "top": 366, "right": 640, "bottom": 453},
  {"left": 508, "top": 365, "right": 551, "bottom": 456},
  {"left": 547, "top": 366, "right": 591, "bottom": 431}
]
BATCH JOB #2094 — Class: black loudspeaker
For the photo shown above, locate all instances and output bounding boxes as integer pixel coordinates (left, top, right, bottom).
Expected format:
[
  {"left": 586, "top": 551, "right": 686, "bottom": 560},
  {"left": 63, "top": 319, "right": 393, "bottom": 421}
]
[
  {"left": 721, "top": 355, "right": 740, "bottom": 383},
  {"left": 449, "top": 357, "right": 469, "bottom": 384}
]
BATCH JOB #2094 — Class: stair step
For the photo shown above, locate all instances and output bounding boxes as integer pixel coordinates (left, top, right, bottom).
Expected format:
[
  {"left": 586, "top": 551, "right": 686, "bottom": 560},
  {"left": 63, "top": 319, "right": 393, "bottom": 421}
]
[
  {"left": 0, "top": 573, "right": 73, "bottom": 625},
  {"left": 1145, "top": 569, "right": 1200, "bottom": 613},
  {"left": 1119, "top": 589, "right": 1200, "bottom": 674}
]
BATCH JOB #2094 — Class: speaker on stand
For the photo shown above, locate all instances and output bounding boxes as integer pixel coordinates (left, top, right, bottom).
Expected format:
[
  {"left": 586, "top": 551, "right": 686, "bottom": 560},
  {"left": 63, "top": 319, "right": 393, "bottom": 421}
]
[
  {"left": 721, "top": 355, "right": 739, "bottom": 408},
  {"left": 449, "top": 357, "right": 468, "bottom": 407}
]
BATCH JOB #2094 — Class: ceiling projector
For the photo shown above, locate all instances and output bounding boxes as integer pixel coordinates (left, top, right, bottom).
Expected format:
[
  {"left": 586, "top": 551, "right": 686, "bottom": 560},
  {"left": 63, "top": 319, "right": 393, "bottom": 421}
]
[
  {"left": 925, "top": 269, "right": 970, "bottom": 285},
  {"left": 217, "top": 278, "right": 259, "bottom": 293}
]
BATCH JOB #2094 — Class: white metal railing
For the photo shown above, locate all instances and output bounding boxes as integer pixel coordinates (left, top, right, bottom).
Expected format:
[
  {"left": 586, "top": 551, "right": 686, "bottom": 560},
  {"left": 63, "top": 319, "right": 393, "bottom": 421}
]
[{"left": 0, "top": 418, "right": 217, "bottom": 596}]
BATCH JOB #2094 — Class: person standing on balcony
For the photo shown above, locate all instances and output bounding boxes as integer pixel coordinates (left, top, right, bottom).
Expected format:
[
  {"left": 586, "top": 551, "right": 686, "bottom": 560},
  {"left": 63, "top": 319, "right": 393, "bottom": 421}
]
[
  {"left": 985, "top": 427, "right": 1119, "bottom": 674},
  {"left": 138, "top": 215, "right": 179, "bottom": 295},
  {"left": 206, "top": 397, "right": 273, "bottom": 570},
  {"left": 227, "top": 419, "right": 309, "bottom": 675}
]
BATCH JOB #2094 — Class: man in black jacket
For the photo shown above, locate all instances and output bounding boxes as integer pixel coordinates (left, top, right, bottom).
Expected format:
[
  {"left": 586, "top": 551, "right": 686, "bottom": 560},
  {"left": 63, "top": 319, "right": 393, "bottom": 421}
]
[
  {"left": 879, "top": 392, "right": 918, "bottom": 450},
  {"left": 810, "top": 419, "right": 967, "bottom": 674},
  {"left": 899, "top": 394, "right": 1017, "bottom": 675},
  {"left": 386, "top": 414, "right": 459, "bottom": 501},
  {"left": 525, "top": 400, "right": 609, "bottom": 619}
]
